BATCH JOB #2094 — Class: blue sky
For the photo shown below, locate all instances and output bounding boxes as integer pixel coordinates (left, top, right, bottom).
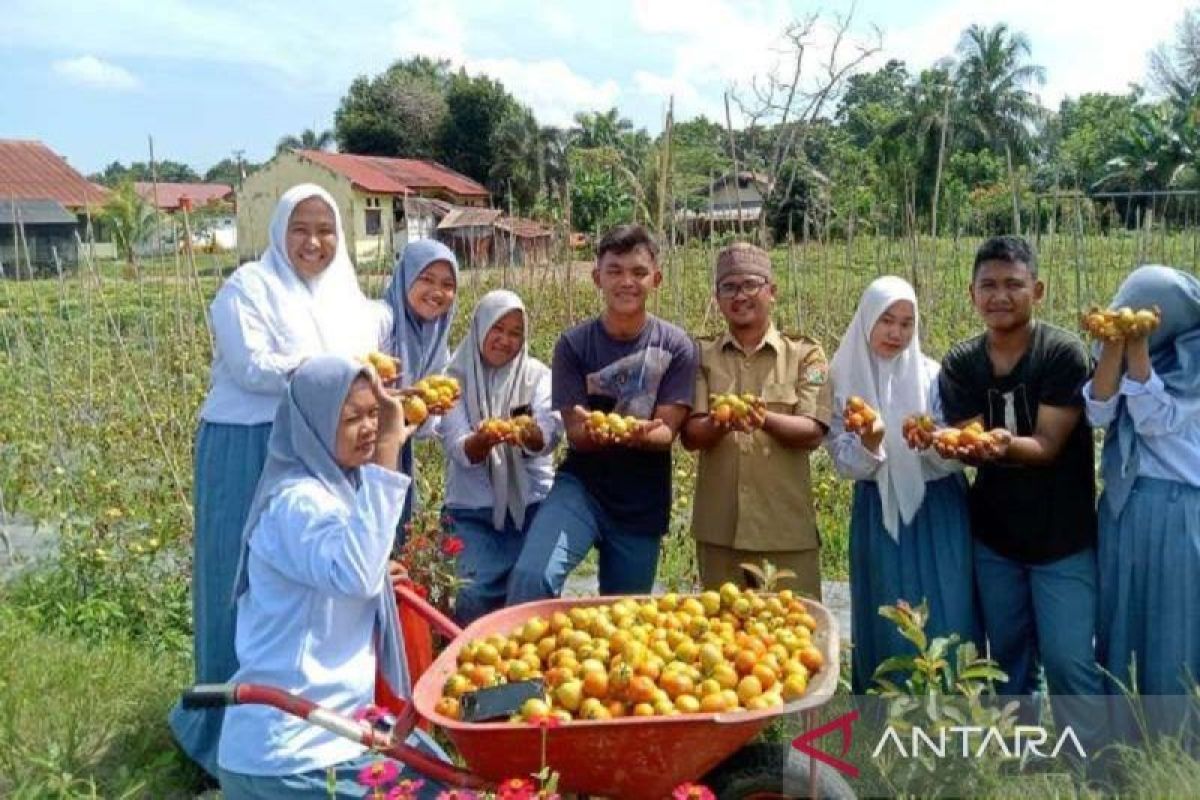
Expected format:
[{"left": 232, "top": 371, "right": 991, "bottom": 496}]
[{"left": 0, "top": 0, "right": 1186, "bottom": 176}]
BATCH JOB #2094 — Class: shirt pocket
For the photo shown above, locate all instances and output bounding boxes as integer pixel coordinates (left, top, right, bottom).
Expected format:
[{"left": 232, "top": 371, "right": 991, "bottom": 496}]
[{"left": 761, "top": 381, "right": 798, "bottom": 413}]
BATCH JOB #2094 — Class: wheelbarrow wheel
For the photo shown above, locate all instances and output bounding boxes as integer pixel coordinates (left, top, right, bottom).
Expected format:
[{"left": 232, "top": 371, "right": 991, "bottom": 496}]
[{"left": 702, "top": 742, "right": 856, "bottom": 800}]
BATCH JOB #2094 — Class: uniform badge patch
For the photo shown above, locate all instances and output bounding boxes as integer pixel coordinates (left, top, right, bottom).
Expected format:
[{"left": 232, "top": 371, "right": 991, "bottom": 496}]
[{"left": 806, "top": 367, "right": 827, "bottom": 385}]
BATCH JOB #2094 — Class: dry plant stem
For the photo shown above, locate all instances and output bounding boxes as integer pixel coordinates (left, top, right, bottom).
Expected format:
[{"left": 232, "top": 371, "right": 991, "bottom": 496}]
[{"left": 83, "top": 245, "right": 191, "bottom": 514}]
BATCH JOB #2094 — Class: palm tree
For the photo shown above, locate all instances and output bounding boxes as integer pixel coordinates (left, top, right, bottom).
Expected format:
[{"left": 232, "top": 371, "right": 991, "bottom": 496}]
[
  {"left": 572, "top": 109, "right": 633, "bottom": 150},
  {"left": 1097, "top": 104, "right": 1195, "bottom": 191},
  {"left": 100, "top": 181, "right": 157, "bottom": 274},
  {"left": 276, "top": 128, "right": 336, "bottom": 154},
  {"left": 955, "top": 23, "right": 1046, "bottom": 232}
]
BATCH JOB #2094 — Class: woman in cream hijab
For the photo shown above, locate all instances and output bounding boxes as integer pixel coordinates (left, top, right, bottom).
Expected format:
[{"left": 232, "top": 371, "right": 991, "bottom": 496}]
[
  {"left": 439, "top": 290, "right": 561, "bottom": 624},
  {"left": 826, "top": 276, "right": 979, "bottom": 693}
]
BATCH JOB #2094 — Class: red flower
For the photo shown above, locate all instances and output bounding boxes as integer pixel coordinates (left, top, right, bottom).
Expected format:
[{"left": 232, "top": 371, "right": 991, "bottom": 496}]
[
  {"left": 440, "top": 536, "right": 465, "bottom": 557},
  {"left": 497, "top": 777, "right": 537, "bottom": 799},
  {"left": 357, "top": 760, "right": 399, "bottom": 788},
  {"left": 672, "top": 783, "right": 716, "bottom": 800},
  {"left": 386, "top": 778, "right": 426, "bottom": 800}
]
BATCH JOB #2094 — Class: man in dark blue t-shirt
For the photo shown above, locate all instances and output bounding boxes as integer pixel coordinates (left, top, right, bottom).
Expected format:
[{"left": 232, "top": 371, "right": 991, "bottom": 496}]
[{"left": 507, "top": 224, "right": 698, "bottom": 601}]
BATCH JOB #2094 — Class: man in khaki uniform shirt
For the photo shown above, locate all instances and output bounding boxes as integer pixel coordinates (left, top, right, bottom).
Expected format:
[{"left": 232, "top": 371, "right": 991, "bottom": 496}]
[{"left": 682, "top": 243, "right": 832, "bottom": 598}]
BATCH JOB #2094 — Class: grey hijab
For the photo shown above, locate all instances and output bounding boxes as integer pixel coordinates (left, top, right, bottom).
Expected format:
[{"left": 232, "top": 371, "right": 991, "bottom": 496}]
[
  {"left": 232, "top": 355, "right": 408, "bottom": 695},
  {"left": 447, "top": 290, "right": 543, "bottom": 530}
]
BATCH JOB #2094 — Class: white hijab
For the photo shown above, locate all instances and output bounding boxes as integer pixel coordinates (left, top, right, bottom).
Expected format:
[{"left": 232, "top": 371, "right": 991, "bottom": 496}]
[
  {"left": 830, "top": 276, "right": 932, "bottom": 541},
  {"left": 228, "top": 183, "right": 378, "bottom": 357},
  {"left": 447, "top": 290, "right": 545, "bottom": 531}
]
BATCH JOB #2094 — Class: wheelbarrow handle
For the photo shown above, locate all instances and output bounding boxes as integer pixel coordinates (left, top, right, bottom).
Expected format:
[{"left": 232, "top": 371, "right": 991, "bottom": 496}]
[
  {"left": 395, "top": 582, "right": 463, "bottom": 638},
  {"left": 179, "top": 682, "right": 487, "bottom": 790},
  {"left": 181, "top": 683, "right": 240, "bottom": 708}
]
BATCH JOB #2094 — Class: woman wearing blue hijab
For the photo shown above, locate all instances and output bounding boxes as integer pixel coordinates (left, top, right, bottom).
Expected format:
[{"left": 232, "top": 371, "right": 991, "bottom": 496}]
[
  {"left": 383, "top": 240, "right": 459, "bottom": 536},
  {"left": 217, "top": 355, "right": 444, "bottom": 799},
  {"left": 1084, "top": 265, "right": 1200, "bottom": 739}
]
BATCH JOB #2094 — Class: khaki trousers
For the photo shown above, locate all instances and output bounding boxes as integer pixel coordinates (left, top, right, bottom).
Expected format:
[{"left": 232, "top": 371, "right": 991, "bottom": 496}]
[{"left": 696, "top": 542, "right": 822, "bottom": 600}]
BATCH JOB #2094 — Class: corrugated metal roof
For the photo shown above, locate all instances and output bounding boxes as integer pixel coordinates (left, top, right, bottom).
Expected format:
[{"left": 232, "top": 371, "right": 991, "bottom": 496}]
[
  {"left": 0, "top": 140, "right": 109, "bottom": 207},
  {"left": 134, "top": 181, "right": 232, "bottom": 210},
  {"left": 437, "top": 207, "right": 502, "bottom": 229},
  {"left": 297, "top": 150, "right": 490, "bottom": 198},
  {"left": 0, "top": 198, "right": 77, "bottom": 225}
]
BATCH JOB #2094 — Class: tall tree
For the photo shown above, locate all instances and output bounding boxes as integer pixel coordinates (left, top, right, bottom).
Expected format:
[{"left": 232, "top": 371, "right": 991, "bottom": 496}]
[
  {"left": 955, "top": 23, "right": 1046, "bottom": 232},
  {"left": 276, "top": 127, "right": 335, "bottom": 154},
  {"left": 1149, "top": 7, "right": 1200, "bottom": 98},
  {"left": 92, "top": 160, "right": 200, "bottom": 186},
  {"left": 488, "top": 105, "right": 542, "bottom": 213},
  {"left": 203, "top": 157, "right": 259, "bottom": 186},
  {"left": 438, "top": 70, "right": 522, "bottom": 184},
  {"left": 334, "top": 57, "right": 451, "bottom": 157},
  {"left": 572, "top": 109, "right": 634, "bottom": 149}
]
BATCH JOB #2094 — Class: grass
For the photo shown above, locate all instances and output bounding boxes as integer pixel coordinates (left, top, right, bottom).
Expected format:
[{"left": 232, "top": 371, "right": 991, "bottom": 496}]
[
  {"left": 1, "top": 231, "right": 1199, "bottom": 795},
  {"left": 0, "top": 608, "right": 201, "bottom": 798}
]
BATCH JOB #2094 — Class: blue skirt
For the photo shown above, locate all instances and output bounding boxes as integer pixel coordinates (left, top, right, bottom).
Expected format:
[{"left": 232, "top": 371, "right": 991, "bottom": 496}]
[
  {"left": 169, "top": 419, "right": 272, "bottom": 777},
  {"left": 1098, "top": 477, "right": 1200, "bottom": 698},
  {"left": 849, "top": 473, "right": 980, "bottom": 694}
]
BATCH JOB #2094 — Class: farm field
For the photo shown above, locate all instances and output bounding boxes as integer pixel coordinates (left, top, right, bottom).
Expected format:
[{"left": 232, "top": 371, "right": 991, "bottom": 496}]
[{"left": 0, "top": 232, "right": 1197, "bottom": 797}]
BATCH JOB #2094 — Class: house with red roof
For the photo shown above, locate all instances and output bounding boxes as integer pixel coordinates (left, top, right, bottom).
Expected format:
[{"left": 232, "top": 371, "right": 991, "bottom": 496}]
[
  {"left": 134, "top": 181, "right": 233, "bottom": 212},
  {"left": 236, "top": 149, "right": 491, "bottom": 263},
  {"left": 0, "top": 139, "right": 112, "bottom": 271}
]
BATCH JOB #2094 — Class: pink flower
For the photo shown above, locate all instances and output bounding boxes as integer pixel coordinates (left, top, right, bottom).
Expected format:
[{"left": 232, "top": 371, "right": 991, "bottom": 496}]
[
  {"left": 357, "top": 760, "right": 400, "bottom": 788},
  {"left": 441, "top": 536, "right": 465, "bottom": 557},
  {"left": 672, "top": 783, "right": 716, "bottom": 800},
  {"left": 386, "top": 778, "right": 426, "bottom": 800},
  {"left": 497, "top": 777, "right": 537, "bottom": 799},
  {"left": 435, "top": 791, "right": 478, "bottom": 800}
]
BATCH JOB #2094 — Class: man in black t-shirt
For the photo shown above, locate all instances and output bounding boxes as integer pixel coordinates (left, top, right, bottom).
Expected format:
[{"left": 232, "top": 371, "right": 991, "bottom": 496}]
[{"left": 938, "top": 236, "right": 1104, "bottom": 755}]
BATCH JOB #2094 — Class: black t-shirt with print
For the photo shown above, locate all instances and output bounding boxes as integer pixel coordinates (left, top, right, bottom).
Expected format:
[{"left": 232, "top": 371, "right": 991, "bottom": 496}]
[{"left": 938, "top": 321, "right": 1097, "bottom": 564}]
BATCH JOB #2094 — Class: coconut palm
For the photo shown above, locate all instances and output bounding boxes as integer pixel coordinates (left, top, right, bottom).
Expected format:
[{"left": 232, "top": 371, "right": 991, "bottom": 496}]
[
  {"left": 275, "top": 128, "right": 336, "bottom": 154},
  {"left": 955, "top": 23, "right": 1046, "bottom": 232}
]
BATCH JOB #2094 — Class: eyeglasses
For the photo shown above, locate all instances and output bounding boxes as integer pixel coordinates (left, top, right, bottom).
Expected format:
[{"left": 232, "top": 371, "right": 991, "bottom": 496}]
[{"left": 716, "top": 278, "right": 769, "bottom": 299}]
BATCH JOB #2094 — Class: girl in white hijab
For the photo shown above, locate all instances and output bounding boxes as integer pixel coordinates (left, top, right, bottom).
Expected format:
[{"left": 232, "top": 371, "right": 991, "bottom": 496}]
[
  {"left": 171, "top": 184, "right": 387, "bottom": 778},
  {"left": 826, "top": 276, "right": 979, "bottom": 694},
  {"left": 439, "top": 290, "right": 561, "bottom": 624}
]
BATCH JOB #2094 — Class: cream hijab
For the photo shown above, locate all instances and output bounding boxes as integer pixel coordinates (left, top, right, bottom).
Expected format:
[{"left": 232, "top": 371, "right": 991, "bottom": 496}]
[
  {"left": 226, "top": 183, "right": 378, "bottom": 357},
  {"left": 830, "top": 276, "right": 933, "bottom": 540}
]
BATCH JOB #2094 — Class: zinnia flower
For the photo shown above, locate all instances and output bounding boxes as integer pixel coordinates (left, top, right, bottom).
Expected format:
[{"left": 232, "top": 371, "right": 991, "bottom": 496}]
[
  {"left": 672, "top": 782, "right": 716, "bottom": 800},
  {"left": 386, "top": 778, "right": 426, "bottom": 800},
  {"left": 357, "top": 760, "right": 400, "bottom": 787}
]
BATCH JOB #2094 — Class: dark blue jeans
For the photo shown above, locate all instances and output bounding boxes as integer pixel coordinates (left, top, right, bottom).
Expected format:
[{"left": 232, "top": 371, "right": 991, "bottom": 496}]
[
  {"left": 975, "top": 542, "right": 1107, "bottom": 757},
  {"left": 443, "top": 503, "right": 540, "bottom": 626},
  {"left": 506, "top": 473, "right": 662, "bottom": 603}
]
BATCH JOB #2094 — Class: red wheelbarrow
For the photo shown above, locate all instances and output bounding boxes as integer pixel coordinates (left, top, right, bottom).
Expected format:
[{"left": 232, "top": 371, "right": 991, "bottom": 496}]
[{"left": 183, "top": 585, "right": 854, "bottom": 799}]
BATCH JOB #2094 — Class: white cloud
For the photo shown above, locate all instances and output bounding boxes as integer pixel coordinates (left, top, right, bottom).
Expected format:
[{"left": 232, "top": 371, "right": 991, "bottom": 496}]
[
  {"left": 470, "top": 58, "right": 621, "bottom": 126},
  {"left": 630, "top": 0, "right": 884, "bottom": 125},
  {"left": 52, "top": 55, "right": 140, "bottom": 90}
]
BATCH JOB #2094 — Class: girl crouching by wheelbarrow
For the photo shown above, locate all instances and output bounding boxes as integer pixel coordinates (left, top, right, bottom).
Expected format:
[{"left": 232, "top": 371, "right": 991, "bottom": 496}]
[{"left": 217, "top": 355, "right": 446, "bottom": 799}]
